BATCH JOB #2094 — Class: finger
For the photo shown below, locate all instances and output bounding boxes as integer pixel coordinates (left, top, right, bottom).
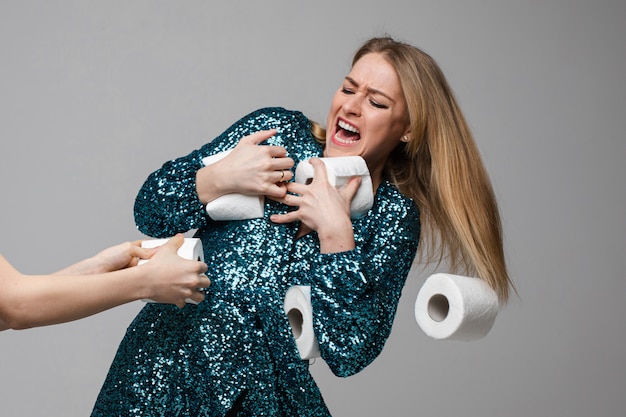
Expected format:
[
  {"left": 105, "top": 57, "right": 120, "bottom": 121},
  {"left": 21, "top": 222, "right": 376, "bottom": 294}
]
[
  {"left": 341, "top": 176, "right": 362, "bottom": 202},
  {"left": 198, "top": 276, "right": 211, "bottom": 288},
  {"left": 263, "top": 182, "right": 291, "bottom": 199},
  {"left": 239, "top": 129, "right": 277, "bottom": 146},
  {"left": 270, "top": 211, "right": 299, "bottom": 224},
  {"left": 274, "top": 168, "right": 294, "bottom": 184},
  {"left": 187, "top": 289, "right": 206, "bottom": 304},
  {"left": 273, "top": 187, "right": 305, "bottom": 206},
  {"left": 264, "top": 185, "right": 287, "bottom": 199},
  {"left": 162, "top": 234, "right": 184, "bottom": 253},
  {"left": 121, "top": 240, "right": 142, "bottom": 255},
  {"left": 132, "top": 246, "right": 154, "bottom": 260},
  {"left": 283, "top": 181, "right": 307, "bottom": 195},
  {"left": 309, "top": 158, "right": 330, "bottom": 184},
  {"left": 267, "top": 145, "right": 289, "bottom": 159},
  {"left": 197, "top": 262, "right": 209, "bottom": 275},
  {"left": 270, "top": 155, "right": 294, "bottom": 171}
]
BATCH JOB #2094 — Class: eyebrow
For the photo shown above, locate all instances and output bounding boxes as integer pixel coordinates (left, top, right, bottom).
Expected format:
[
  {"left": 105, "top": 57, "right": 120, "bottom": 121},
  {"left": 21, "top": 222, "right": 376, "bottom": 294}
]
[{"left": 345, "top": 76, "right": 395, "bottom": 103}]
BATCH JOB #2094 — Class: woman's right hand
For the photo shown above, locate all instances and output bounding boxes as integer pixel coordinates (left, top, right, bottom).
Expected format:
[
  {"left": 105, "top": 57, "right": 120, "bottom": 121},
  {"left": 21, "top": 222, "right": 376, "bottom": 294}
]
[
  {"left": 195, "top": 129, "right": 294, "bottom": 204},
  {"left": 141, "top": 234, "right": 210, "bottom": 307}
]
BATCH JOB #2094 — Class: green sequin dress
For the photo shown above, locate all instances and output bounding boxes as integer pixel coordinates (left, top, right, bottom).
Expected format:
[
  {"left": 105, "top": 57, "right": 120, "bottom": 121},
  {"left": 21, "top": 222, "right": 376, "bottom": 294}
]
[{"left": 91, "top": 107, "right": 420, "bottom": 417}]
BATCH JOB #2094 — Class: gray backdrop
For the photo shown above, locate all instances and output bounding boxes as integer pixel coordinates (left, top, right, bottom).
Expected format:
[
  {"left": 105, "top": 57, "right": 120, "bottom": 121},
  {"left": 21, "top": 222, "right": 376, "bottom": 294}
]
[{"left": 1, "top": 1, "right": 624, "bottom": 416}]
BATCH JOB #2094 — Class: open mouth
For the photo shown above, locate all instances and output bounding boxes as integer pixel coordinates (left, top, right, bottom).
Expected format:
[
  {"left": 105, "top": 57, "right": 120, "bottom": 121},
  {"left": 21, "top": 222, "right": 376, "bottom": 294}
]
[{"left": 333, "top": 119, "right": 361, "bottom": 145}]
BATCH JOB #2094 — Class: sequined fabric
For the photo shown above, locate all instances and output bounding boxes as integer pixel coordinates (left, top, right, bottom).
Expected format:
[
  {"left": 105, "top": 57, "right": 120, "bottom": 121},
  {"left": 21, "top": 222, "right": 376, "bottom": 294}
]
[{"left": 91, "top": 108, "right": 420, "bottom": 417}]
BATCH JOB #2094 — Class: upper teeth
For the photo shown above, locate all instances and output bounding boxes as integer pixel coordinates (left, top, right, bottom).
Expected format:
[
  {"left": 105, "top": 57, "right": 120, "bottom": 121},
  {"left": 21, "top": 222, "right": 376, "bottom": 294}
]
[{"left": 338, "top": 120, "right": 359, "bottom": 133}]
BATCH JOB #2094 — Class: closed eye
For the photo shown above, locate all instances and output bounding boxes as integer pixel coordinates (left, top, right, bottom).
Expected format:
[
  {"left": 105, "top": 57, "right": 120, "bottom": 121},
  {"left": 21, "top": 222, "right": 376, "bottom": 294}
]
[{"left": 370, "top": 100, "right": 388, "bottom": 109}]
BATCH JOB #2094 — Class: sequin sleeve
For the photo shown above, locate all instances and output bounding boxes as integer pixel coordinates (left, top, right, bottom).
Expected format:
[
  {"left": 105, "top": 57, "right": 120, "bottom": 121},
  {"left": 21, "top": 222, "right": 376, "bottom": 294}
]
[
  {"left": 134, "top": 107, "right": 312, "bottom": 237},
  {"left": 309, "top": 186, "right": 420, "bottom": 377}
]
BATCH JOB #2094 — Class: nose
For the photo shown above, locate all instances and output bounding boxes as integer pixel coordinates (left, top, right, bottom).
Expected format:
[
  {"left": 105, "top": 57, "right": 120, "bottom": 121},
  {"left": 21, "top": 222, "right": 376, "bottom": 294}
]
[{"left": 342, "top": 93, "right": 363, "bottom": 116}]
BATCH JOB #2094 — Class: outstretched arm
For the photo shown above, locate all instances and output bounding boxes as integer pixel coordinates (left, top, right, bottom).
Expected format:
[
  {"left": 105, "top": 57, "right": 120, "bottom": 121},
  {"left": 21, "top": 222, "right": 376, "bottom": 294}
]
[
  {"left": 0, "top": 235, "right": 209, "bottom": 330},
  {"left": 53, "top": 240, "right": 152, "bottom": 275}
]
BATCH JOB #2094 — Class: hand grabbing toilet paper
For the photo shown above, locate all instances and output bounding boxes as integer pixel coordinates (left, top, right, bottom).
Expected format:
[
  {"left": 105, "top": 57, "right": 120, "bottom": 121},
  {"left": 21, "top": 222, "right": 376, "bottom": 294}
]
[
  {"left": 139, "top": 237, "right": 205, "bottom": 305},
  {"left": 414, "top": 273, "right": 500, "bottom": 341},
  {"left": 200, "top": 152, "right": 374, "bottom": 221},
  {"left": 294, "top": 156, "right": 374, "bottom": 219},
  {"left": 283, "top": 285, "right": 320, "bottom": 360},
  {"left": 201, "top": 150, "right": 265, "bottom": 221}
]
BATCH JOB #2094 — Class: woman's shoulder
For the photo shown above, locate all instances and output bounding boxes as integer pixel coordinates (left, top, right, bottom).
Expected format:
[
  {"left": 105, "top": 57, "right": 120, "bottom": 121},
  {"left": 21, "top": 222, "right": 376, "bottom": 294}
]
[
  {"left": 239, "top": 107, "right": 311, "bottom": 126},
  {"left": 238, "top": 107, "right": 322, "bottom": 156},
  {"left": 200, "top": 107, "right": 321, "bottom": 160}
]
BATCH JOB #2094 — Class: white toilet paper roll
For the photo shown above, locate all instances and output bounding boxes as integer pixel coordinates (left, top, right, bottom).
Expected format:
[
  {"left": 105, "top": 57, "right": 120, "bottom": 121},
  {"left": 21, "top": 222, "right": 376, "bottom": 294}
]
[
  {"left": 139, "top": 237, "right": 205, "bottom": 304},
  {"left": 414, "top": 273, "right": 499, "bottom": 341},
  {"left": 294, "top": 156, "right": 374, "bottom": 219},
  {"left": 201, "top": 150, "right": 265, "bottom": 221},
  {"left": 283, "top": 285, "right": 320, "bottom": 360}
]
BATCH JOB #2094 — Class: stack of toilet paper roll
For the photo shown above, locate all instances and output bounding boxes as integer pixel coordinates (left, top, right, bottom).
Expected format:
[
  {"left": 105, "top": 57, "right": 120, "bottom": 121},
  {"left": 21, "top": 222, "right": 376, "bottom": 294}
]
[
  {"left": 283, "top": 285, "right": 320, "bottom": 360},
  {"left": 139, "top": 237, "right": 205, "bottom": 305},
  {"left": 414, "top": 273, "right": 500, "bottom": 341},
  {"left": 200, "top": 151, "right": 374, "bottom": 221}
]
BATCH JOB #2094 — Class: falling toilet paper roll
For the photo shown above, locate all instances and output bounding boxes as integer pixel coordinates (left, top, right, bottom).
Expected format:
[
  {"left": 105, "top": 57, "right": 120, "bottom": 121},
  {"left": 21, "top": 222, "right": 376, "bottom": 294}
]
[
  {"left": 201, "top": 150, "right": 265, "bottom": 221},
  {"left": 295, "top": 156, "right": 374, "bottom": 219},
  {"left": 414, "top": 273, "right": 499, "bottom": 341},
  {"left": 139, "top": 237, "right": 205, "bottom": 304},
  {"left": 283, "top": 285, "right": 320, "bottom": 360}
]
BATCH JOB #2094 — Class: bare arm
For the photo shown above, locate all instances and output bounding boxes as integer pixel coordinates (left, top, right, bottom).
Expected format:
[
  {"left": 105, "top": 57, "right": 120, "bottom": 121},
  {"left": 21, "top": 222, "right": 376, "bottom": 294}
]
[
  {"left": 0, "top": 235, "right": 209, "bottom": 330},
  {"left": 53, "top": 240, "right": 150, "bottom": 275}
]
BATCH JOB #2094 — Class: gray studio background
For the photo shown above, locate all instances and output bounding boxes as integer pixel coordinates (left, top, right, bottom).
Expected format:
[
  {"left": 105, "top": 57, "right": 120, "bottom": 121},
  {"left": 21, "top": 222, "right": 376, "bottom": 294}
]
[{"left": 1, "top": 1, "right": 624, "bottom": 416}]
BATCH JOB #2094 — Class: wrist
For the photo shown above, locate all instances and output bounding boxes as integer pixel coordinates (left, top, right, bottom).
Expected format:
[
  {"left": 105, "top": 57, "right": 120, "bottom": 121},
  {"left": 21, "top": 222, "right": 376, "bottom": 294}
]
[
  {"left": 317, "top": 220, "right": 355, "bottom": 254},
  {"left": 196, "top": 165, "right": 228, "bottom": 204}
]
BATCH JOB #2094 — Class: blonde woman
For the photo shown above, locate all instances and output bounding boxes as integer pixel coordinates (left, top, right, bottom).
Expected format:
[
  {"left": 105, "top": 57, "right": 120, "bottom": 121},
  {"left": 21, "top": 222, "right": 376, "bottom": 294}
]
[{"left": 92, "top": 36, "right": 513, "bottom": 416}]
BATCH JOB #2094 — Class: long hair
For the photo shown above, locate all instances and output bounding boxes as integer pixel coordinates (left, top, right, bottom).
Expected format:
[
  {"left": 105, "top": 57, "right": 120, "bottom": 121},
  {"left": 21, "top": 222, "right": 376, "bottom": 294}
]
[{"left": 312, "top": 37, "right": 513, "bottom": 302}]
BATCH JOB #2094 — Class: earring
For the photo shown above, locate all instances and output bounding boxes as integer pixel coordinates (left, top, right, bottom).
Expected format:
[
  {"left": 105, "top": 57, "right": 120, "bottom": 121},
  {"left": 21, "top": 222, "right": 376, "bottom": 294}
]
[{"left": 402, "top": 135, "right": 410, "bottom": 142}]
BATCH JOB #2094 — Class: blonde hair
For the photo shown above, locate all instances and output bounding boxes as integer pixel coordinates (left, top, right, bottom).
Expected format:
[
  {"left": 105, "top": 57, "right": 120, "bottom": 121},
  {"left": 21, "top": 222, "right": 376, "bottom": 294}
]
[{"left": 312, "top": 37, "right": 514, "bottom": 302}]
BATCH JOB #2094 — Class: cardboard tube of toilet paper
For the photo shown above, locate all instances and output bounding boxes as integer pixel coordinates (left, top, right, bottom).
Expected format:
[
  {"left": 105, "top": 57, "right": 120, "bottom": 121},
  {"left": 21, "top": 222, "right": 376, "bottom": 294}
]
[
  {"left": 283, "top": 285, "right": 320, "bottom": 360},
  {"left": 201, "top": 150, "right": 265, "bottom": 221},
  {"left": 294, "top": 156, "right": 374, "bottom": 219},
  {"left": 414, "top": 273, "right": 499, "bottom": 341},
  {"left": 139, "top": 237, "right": 205, "bottom": 304}
]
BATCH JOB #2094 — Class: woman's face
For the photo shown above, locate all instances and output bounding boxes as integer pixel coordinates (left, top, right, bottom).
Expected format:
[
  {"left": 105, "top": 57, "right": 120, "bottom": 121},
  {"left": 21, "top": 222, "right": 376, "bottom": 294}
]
[{"left": 325, "top": 52, "right": 410, "bottom": 179}]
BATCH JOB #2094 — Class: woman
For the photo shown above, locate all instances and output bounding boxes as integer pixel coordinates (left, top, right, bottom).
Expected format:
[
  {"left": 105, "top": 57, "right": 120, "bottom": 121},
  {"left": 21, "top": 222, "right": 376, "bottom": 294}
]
[
  {"left": 0, "top": 234, "right": 209, "bottom": 330},
  {"left": 91, "top": 36, "right": 513, "bottom": 416}
]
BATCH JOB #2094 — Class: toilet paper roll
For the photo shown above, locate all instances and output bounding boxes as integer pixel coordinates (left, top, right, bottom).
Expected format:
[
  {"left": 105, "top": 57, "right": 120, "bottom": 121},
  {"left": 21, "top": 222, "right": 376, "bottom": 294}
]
[
  {"left": 139, "top": 237, "right": 205, "bottom": 304},
  {"left": 294, "top": 156, "right": 374, "bottom": 219},
  {"left": 201, "top": 150, "right": 265, "bottom": 221},
  {"left": 283, "top": 285, "right": 320, "bottom": 360},
  {"left": 414, "top": 273, "right": 499, "bottom": 341}
]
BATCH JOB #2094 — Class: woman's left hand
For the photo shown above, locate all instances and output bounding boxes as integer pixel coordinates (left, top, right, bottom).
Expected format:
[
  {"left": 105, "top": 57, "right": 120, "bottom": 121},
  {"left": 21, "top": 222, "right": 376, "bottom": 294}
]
[{"left": 270, "top": 158, "right": 361, "bottom": 253}]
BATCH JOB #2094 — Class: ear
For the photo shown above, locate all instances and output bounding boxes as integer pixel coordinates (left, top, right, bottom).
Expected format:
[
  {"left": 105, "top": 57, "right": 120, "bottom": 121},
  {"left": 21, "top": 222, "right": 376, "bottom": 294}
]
[{"left": 401, "top": 131, "right": 411, "bottom": 142}]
